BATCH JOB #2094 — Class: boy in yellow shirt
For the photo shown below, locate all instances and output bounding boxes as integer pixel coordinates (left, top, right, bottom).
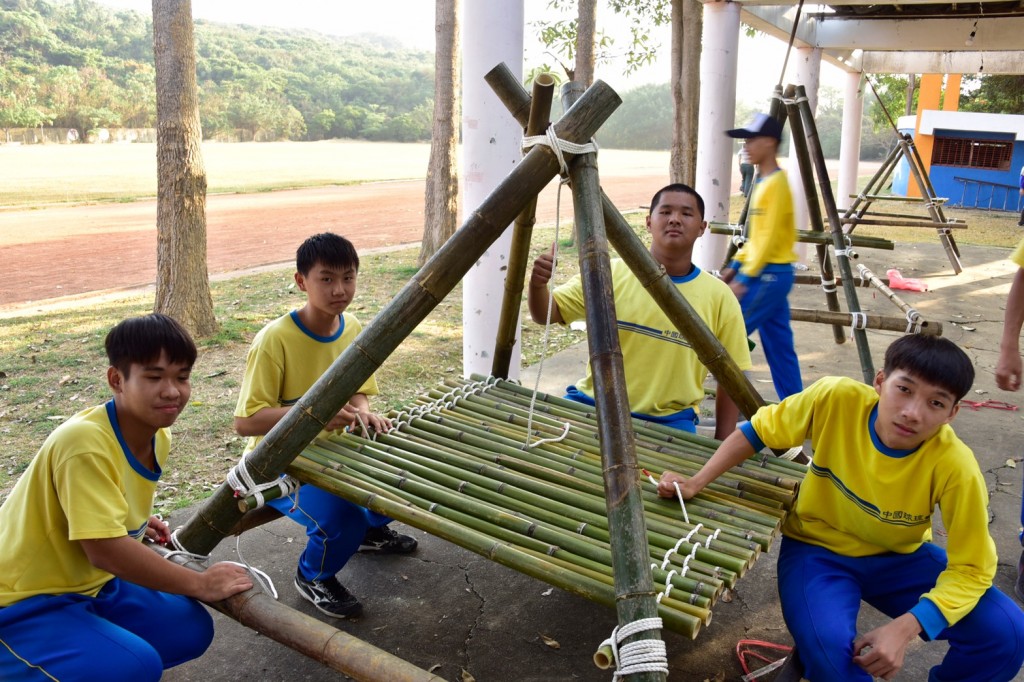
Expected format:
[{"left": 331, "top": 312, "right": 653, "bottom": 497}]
[
  {"left": 660, "top": 334, "right": 1024, "bottom": 681},
  {"left": 0, "top": 314, "right": 252, "bottom": 680}
]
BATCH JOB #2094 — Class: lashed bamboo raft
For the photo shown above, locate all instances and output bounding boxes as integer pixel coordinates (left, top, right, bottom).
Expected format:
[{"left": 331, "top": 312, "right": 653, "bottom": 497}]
[{"left": 250, "top": 377, "right": 805, "bottom": 640}]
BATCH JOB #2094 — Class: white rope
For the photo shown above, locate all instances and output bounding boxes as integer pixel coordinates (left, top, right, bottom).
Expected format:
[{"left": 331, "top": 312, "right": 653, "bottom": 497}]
[
  {"left": 390, "top": 376, "right": 500, "bottom": 431},
  {"left": 520, "top": 126, "right": 590, "bottom": 449},
  {"left": 522, "top": 127, "right": 598, "bottom": 178},
  {"left": 164, "top": 527, "right": 278, "bottom": 599},
  {"left": 673, "top": 481, "right": 690, "bottom": 524},
  {"left": 226, "top": 456, "right": 301, "bottom": 511},
  {"left": 598, "top": 618, "right": 668, "bottom": 680},
  {"left": 905, "top": 308, "right": 922, "bottom": 334}
]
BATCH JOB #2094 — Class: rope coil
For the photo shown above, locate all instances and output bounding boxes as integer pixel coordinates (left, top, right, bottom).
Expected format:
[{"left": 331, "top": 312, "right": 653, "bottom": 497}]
[
  {"left": 598, "top": 618, "right": 668, "bottom": 680},
  {"left": 227, "top": 457, "right": 301, "bottom": 511}
]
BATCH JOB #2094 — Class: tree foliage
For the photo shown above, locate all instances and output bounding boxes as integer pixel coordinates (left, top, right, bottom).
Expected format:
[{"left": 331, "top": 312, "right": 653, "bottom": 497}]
[
  {"left": 960, "top": 75, "right": 1024, "bottom": 115},
  {"left": 0, "top": 0, "right": 435, "bottom": 141}
]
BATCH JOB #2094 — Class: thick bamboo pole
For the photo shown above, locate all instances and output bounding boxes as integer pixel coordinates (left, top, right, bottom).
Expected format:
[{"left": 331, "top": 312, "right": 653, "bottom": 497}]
[
  {"left": 842, "top": 218, "right": 965, "bottom": 229},
  {"left": 855, "top": 264, "right": 941, "bottom": 336},
  {"left": 491, "top": 73, "right": 556, "bottom": 378},
  {"left": 176, "top": 70, "right": 623, "bottom": 556},
  {"left": 561, "top": 80, "right": 664, "bottom": 680},
  {"left": 153, "top": 546, "right": 442, "bottom": 682},
  {"left": 783, "top": 84, "right": 844, "bottom": 344},
  {"left": 483, "top": 61, "right": 767, "bottom": 424},
  {"left": 789, "top": 308, "right": 941, "bottom": 336},
  {"left": 795, "top": 85, "right": 875, "bottom": 382}
]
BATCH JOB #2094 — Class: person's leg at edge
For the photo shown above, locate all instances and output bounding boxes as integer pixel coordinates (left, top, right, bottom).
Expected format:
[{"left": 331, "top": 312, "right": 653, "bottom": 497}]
[
  {"left": 738, "top": 268, "right": 803, "bottom": 400},
  {"left": 0, "top": 587, "right": 171, "bottom": 682},
  {"left": 268, "top": 483, "right": 368, "bottom": 580},
  {"left": 777, "top": 537, "right": 872, "bottom": 681},
  {"left": 861, "top": 542, "right": 1024, "bottom": 682}
]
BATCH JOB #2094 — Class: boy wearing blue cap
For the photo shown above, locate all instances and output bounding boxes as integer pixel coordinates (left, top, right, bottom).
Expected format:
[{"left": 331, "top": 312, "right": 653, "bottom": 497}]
[{"left": 723, "top": 113, "right": 803, "bottom": 401}]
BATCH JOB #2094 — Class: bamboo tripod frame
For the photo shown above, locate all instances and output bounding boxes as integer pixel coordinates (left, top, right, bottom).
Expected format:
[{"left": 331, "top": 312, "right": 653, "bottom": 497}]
[
  {"left": 257, "top": 377, "right": 804, "bottom": 641},
  {"left": 842, "top": 134, "right": 966, "bottom": 274}
]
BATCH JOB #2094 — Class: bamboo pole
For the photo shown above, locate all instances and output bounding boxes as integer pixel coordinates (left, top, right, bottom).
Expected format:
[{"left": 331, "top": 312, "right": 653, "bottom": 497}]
[
  {"left": 898, "top": 134, "right": 962, "bottom": 273},
  {"left": 843, "top": 143, "right": 902, "bottom": 221},
  {"left": 795, "top": 84, "right": 875, "bottom": 382},
  {"left": 855, "top": 264, "right": 941, "bottom": 336},
  {"left": 789, "top": 308, "right": 941, "bottom": 336},
  {"left": 560, "top": 80, "right": 664, "bottom": 680},
  {"left": 841, "top": 218, "right": 966, "bottom": 229},
  {"left": 795, "top": 273, "right": 885, "bottom": 289},
  {"left": 707, "top": 225, "right": 895, "bottom": 250},
  {"left": 176, "top": 69, "right": 624, "bottom": 556},
  {"left": 152, "top": 546, "right": 443, "bottom": 682},
  {"left": 492, "top": 73, "right": 556, "bottom": 378},
  {"left": 783, "top": 84, "right": 844, "bottom": 344}
]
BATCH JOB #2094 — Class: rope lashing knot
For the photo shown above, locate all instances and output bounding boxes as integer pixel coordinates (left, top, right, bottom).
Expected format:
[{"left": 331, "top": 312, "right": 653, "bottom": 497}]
[
  {"left": 849, "top": 312, "right": 868, "bottom": 340},
  {"left": 598, "top": 618, "right": 668, "bottom": 680},
  {"left": 227, "top": 457, "right": 301, "bottom": 511},
  {"left": 522, "top": 127, "right": 598, "bottom": 180},
  {"left": 673, "top": 481, "right": 690, "bottom": 524},
  {"left": 905, "top": 308, "right": 922, "bottom": 334},
  {"left": 819, "top": 273, "right": 836, "bottom": 294}
]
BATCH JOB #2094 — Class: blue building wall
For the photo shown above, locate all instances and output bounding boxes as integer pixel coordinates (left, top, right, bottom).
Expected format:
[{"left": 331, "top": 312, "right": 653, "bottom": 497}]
[{"left": 894, "top": 128, "right": 1024, "bottom": 212}]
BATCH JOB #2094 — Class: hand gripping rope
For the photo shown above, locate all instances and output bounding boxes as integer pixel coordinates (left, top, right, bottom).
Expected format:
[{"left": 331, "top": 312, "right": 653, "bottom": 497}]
[
  {"left": 165, "top": 525, "right": 279, "bottom": 599},
  {"left": 519, "top": 126, "right": 597, "bottom": 449}
]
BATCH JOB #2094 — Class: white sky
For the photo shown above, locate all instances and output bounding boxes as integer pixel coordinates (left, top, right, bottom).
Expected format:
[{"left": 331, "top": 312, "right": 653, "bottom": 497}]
[{"left": 94, "top": 1, "right": 845, "bottom": 105}]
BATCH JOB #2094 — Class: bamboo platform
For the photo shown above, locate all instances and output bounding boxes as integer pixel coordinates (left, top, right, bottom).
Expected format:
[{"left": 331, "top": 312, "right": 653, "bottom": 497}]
[{"left": 253, "top": 377, "right": 806, "bottom": 641}]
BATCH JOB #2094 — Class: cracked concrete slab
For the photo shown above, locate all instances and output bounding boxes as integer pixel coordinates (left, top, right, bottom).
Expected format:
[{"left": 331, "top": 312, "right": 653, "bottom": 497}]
[{"left": 163, "top": 239, "right": 1024, "bottom": 681}]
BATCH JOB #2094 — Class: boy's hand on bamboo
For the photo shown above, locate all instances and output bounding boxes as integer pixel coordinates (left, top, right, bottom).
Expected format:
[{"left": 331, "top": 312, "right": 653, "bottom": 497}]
[
  {"left": 657, "top": 471, "right": 696, "bottom": 500},
  {"left": 196, "top": 562, "right": 254, "bottom": 602}
]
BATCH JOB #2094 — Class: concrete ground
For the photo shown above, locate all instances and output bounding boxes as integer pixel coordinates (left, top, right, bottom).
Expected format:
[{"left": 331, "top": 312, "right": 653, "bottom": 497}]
[{"left": 163, "top": 237, "right": 1024, "bottom": 682}]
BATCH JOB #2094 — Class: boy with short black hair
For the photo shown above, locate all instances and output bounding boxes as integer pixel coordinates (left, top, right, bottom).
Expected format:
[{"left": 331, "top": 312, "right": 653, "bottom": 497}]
[
  {"left": 0, "top": 313, "right": 253, "bottom": 680},
  {"left": 527, "top": 183, "right": 751, "bottom": 440},
  {"left": 234, "top": 232, "right": 415, "bottom": 620},
  {"left": 659, "top": 334, "right": 1024, "bottom": 681}
]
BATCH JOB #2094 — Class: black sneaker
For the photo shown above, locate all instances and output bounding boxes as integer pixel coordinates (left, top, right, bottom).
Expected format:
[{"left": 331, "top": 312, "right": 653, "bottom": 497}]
[
  {"left": 359, "top": 525, "right": 418, "bottom": 554},
  {"left": 1016, "top": 549, "right": 1024, "bottom": 603},
  {"left": 294, "top": 570, "right": 363, "bottom": 618}
]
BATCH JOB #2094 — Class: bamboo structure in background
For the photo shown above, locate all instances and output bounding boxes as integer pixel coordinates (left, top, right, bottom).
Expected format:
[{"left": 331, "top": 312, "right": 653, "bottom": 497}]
[
  {"left": 794, "top": 85, "right": 875, "bottom": 382},
  {"left": 176, "top": 72, "right": 624, "bottom": 556},
  {"left": 855, "top": 264, "right": 941, "bottom": 335},
  {"left": 491, "top": 73, "right": 555, "bottom": 379},
  {"left": 250, "top": 377, "right": 804, "bottom": 641},
  {"left": 783, "top": 84, "right": 845, "bottom": 344},
  {"left": 707, "top": 225, "right": 894, "bottom": 251}
]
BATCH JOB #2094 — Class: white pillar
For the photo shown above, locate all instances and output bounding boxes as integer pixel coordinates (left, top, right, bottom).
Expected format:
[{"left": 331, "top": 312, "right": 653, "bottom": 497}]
[
  {"left": 693, "top": 1, "right": 741, "bottom": 271},
  {"left": 838, "top": 70, "right": 864, "bottom": 212},
  {"left": 787, "top": 46, "right": 821, "bottom": 260},
  {"left": 461, "top": 2, "right": 524, "bottom": 380}
]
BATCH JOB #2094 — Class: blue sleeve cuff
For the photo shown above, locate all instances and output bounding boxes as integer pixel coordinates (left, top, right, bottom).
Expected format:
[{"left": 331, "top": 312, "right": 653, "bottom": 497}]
[
  {"left": 736, "top": 273, "right": 755, "bottom": 286},
  {"left": 909, "top": 598, "right": 948, "bottom": 641},
  {"left": 738, "top": 421, "right": 765, "bottom": 452}
]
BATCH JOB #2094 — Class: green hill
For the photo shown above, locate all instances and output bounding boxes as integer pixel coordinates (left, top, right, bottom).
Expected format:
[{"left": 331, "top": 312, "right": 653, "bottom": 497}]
[{"left": 0, "top": 0, "right": 435, "bottom": 141}]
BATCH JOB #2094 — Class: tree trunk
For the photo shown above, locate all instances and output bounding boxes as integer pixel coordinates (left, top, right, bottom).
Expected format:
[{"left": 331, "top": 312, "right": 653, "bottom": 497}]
[
  {"left": 575, "top": 0, "right": 597, "bottom": 87},
  {"left": 419, "top": 0, "right": 461, "bottom": 266},
  {"left": 904, "top": 74, "right": 915, "bottom": 116},
  {"left": 152, "top": 0, "right": 216, "bottom": 336},
  {"left": 670, "top": 0, "right": 701, "bottom": 185}
]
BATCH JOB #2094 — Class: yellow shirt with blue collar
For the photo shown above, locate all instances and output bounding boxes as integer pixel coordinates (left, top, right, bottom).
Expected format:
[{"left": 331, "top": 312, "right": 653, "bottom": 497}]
[
  {"left": 0, "top": 402, "right": 168, "bottom": 607},
  {"left": 741, "top": 376, "right": 996, "bottom": 639}
]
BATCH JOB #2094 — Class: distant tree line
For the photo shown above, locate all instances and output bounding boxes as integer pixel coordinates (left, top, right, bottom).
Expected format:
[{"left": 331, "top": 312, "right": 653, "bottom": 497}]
[{"left": 0, "top": 0, "right": 434, "bottom": 142}]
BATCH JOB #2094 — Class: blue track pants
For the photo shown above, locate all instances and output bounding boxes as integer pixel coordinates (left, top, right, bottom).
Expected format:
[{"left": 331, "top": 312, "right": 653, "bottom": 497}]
[
  {"left": 732, "top": 262, "right": 803, "bottom": 401},
  {"left": 778, "top": 537, "right": 1024, "bottom": 682},
  {"left": 0, "top": 578, "right": 213, "bottom": 681},
  {"left": 269, "top": 483, "right": 391, "bottom": 581}
]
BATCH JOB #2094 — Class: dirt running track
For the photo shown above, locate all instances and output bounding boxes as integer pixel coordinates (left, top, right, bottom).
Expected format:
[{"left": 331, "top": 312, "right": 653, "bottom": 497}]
[{"left": 0, "top": 174, "right": 676, "bottom": 309}]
